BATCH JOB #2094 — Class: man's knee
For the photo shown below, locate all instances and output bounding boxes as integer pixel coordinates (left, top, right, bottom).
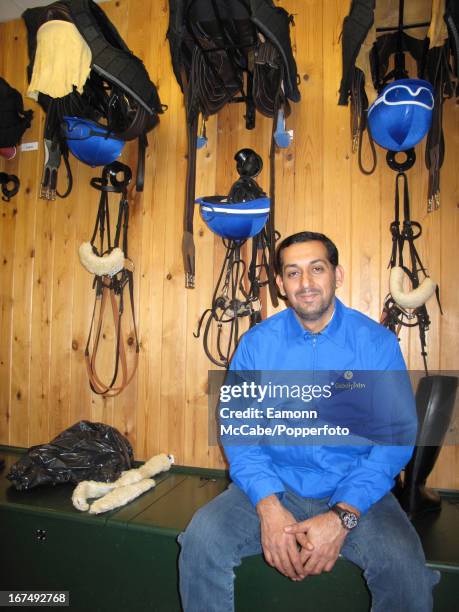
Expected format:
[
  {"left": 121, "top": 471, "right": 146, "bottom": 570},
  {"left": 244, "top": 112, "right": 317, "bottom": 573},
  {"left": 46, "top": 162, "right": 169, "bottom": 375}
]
[
  {"left": 365, "top": 544, "right": 431, "bottom": 581},
  {"left": 363, "top": 550, "right": 439, "bottom": 611},
  {"left": 345, "top": 495, "right": 438, "bottom": 594},
  {"left": 178, "top": 500, "right": 236, "bottom": 570},
  {"left": 359, "top": 522, "right": 439, "bottom": 604},
  {"left": 179, "top": 485, "right": 261, "bottom": 571}
]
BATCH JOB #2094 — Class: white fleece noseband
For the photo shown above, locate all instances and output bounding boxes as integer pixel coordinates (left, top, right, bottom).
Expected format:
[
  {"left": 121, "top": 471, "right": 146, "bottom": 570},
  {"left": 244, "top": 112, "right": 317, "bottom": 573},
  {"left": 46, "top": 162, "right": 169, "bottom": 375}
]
[
  {"left": 79, "top": 242, "right": 125, "bottom": 277},
  {"left": 389, "top": 266, "right": 437, "bottom": 309}
]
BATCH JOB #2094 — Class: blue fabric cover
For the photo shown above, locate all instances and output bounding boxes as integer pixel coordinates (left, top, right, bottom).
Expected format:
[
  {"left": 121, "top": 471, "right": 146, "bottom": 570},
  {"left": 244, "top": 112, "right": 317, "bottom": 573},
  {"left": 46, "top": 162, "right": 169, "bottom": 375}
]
[
  {"left": 197, "top": 196, "right": 270, "bottom": 240},
  {"left": 62, "top": 116, "right": 124, "bottom": 167},
  {"left": 367, "top": 79, "right": 434, "bottom": 151}
]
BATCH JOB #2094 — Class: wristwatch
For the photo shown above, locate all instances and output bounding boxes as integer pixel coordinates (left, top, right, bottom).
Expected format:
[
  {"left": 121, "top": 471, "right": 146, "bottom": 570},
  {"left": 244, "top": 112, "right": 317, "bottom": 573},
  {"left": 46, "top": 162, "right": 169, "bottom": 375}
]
[{"left": 330, "top": 504, "right": 359, "bottom": 530}]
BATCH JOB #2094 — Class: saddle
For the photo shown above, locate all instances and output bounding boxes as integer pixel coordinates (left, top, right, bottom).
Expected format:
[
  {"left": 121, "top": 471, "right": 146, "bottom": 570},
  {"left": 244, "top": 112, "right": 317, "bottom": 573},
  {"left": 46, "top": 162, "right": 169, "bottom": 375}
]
[
  {"left": 167, "top": 0, "right": 300, "bottom": 298},
  {"left": 22, "top": 0, "right": 164, "bottom": 199},
  {"left": 339, "top": 0, "right": 458, "bottom": 210}
]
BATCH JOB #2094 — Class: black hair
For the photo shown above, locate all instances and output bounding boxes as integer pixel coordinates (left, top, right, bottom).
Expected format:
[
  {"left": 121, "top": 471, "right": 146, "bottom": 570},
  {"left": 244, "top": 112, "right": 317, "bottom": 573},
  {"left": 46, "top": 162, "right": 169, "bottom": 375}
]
[{"left": 275, "top": 231, "right": 339, "bottom": 274}]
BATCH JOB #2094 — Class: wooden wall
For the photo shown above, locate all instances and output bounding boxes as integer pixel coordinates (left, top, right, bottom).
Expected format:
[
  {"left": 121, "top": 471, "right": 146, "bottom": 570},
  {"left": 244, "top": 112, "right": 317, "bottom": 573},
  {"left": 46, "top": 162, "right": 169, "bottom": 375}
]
[{"left": 0, "top": 0, "right": 458, "bottom": 487}]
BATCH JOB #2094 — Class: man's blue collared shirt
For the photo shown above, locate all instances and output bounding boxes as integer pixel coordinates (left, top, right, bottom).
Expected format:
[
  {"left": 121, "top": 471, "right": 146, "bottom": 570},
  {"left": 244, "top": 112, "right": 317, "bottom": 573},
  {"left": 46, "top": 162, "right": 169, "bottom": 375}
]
[{"left": 223, "top": 298, "right": 416, "bottom": 514}]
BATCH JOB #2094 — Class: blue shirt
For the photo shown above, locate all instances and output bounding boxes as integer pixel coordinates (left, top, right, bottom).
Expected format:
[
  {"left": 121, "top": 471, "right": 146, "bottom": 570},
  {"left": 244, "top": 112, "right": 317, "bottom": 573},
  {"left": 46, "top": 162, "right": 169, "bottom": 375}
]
[{"left": 223, "top": 298, "right": 416, "bottom": 514}]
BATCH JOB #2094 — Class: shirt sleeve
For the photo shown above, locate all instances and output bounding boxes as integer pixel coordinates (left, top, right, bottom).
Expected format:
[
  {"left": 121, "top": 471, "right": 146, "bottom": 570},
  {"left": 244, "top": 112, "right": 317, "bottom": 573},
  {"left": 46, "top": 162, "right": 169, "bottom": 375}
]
[
  {"left": 328, "top": 332, "right": 417, "bottom": 514},
  {"left": 222, "top": 335, "right": 286, "bottom": 507}
]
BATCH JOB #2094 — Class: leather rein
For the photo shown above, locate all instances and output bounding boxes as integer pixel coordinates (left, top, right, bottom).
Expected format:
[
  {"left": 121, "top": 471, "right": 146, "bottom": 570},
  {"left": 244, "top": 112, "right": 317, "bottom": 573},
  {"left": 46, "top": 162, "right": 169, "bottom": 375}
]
[{"left": 84, "top": 162, "right": 139, "bottom": 397}]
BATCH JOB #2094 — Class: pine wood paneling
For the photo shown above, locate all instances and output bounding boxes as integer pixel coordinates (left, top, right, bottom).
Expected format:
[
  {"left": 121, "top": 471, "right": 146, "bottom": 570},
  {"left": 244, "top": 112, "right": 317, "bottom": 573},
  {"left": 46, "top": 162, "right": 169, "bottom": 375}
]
[
  {"left": 0, "top": 21, "right": 19, "bottom": 446},
  {"left": 7, "top": 20, "right": 37, "bottom": 448},
  {"left": 0, "top": 0, "right": 458, "bottom": 488},
  {"left": 322, "top": 0, "right": 352, "bottom": 306}
]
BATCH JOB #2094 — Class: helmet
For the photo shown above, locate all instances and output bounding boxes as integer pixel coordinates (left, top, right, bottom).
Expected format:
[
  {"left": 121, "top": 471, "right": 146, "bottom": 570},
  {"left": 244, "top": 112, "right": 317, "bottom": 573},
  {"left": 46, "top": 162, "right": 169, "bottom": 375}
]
[
  {"left": 196, "top": 197, "right": 270, "bottom": 241},
  {"left": 62, "top": 116, "right": 125, "bottom": 167},
  {"left": 367, "top": 79, "right": 434, "bottom": 151}
]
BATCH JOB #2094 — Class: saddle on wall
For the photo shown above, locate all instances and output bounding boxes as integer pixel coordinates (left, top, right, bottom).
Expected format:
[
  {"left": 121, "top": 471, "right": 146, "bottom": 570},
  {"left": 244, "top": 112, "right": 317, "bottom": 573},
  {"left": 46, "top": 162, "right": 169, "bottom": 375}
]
[
  {"left": 22, "top": 0, "right": 165, "bottom": 198},
  {"left": 339, "top": 0, "right": 458, "bottom": 210},
  {"left": 167, "top": 0, "right": 300, "bottom": 301}
]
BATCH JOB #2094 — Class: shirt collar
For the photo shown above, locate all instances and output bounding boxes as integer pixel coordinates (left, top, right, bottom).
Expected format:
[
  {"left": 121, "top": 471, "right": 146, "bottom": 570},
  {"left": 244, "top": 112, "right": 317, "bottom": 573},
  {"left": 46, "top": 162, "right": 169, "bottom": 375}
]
[{"left": 285, "top": 297, "right": 347, "bottom": 348}]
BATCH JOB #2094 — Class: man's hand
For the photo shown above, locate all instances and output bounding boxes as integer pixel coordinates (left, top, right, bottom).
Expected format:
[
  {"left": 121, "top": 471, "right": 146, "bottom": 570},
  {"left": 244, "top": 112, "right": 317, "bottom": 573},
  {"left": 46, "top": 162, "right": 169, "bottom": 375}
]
[
  {"left": 284, "top": 511, "right": 348, "bottom": 576},
  {"left": 256, "top": 495, "right": 314, "bottom": 581}
]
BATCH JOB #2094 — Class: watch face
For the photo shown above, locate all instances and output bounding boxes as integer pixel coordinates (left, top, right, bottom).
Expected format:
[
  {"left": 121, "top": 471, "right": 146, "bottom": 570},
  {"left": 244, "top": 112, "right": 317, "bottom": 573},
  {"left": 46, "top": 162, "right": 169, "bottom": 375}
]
[{"left": 342, "top": 511, "right": 358, "bottom": 529}]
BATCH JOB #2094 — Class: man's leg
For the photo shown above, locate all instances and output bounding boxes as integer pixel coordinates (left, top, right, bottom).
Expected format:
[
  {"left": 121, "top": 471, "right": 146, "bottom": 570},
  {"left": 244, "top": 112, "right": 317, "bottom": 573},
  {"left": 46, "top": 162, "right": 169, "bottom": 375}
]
[
  {"left": 178, "top": 483, "right": 264, "bottom": 612},
  {"left": 178, "top": 484, "right": 320, "bottom": 612},
  {"left": 341, "top": 492, "right": 440, "bottom": 612}
]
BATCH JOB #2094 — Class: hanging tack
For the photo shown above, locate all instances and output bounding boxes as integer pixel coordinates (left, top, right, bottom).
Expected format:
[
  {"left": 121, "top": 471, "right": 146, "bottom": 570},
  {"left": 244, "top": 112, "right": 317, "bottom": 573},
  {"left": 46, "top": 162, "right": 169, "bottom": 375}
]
[
  {"left": 380, "top": 167, "right": 442, "bottom": 376},
  {"left": 193, "top": 149, "right": 272, "bottom": 368}
]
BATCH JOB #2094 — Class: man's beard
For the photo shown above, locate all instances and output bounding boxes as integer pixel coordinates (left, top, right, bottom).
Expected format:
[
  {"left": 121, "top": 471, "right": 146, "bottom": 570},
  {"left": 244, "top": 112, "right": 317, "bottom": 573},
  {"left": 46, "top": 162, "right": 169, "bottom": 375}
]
[{"left": 291, "top": 290, "right": 334, "bottom": 322}]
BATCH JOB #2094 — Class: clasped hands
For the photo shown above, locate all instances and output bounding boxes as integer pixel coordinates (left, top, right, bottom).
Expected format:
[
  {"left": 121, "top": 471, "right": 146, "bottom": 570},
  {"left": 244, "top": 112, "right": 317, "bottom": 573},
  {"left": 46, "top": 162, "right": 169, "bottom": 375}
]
[{"left": 256, "top": 494, "right": 349, "bottom": 581}]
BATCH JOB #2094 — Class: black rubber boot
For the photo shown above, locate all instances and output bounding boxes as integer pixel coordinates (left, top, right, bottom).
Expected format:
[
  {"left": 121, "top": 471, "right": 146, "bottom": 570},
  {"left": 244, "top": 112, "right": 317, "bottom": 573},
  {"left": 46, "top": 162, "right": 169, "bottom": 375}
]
[{"left": 397, "top": 375, "right": 458, "bottom": 519}]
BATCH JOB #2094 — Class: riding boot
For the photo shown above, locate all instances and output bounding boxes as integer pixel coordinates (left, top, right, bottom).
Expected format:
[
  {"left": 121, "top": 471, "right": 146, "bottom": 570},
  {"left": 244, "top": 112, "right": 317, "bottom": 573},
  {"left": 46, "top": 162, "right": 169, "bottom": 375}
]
[{"left": 397, "top": 375, "right": 458, "bottom": 519}]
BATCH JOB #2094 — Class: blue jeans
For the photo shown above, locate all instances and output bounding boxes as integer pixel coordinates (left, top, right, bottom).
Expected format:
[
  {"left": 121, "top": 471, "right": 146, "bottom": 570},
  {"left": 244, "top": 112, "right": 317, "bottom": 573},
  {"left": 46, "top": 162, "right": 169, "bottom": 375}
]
[{"left": 178, "top": 483, "right": 439, "bottom": 612}]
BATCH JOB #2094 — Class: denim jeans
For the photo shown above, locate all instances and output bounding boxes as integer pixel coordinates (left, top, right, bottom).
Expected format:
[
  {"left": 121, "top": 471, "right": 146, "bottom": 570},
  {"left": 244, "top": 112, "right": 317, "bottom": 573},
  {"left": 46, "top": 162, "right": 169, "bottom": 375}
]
[{"left": 178, "top": 483, "right": 439, "bottom": 612}]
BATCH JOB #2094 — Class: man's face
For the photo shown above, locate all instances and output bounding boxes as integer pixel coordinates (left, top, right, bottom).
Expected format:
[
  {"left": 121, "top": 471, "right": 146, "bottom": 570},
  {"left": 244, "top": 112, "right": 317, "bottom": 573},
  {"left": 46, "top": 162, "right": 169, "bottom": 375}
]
[{"left": 276, "top": 240, "right": 344, "bottom": 330}]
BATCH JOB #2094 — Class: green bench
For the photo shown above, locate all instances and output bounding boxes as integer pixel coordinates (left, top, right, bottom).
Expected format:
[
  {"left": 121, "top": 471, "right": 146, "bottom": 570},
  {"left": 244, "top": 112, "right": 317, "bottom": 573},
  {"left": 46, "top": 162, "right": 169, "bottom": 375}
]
[{"left": 1, "top": 446, "right": 458, "bottom": 611}]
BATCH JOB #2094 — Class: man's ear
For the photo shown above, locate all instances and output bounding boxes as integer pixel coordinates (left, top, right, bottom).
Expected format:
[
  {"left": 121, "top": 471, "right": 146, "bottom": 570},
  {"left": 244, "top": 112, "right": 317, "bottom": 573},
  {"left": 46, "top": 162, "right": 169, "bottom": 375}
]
[
  {"left": 335, "top": 265, "right": 344, "bottom": 289},
  {"left": 276, "top": 273, "right": 286, "bottom": 299}
]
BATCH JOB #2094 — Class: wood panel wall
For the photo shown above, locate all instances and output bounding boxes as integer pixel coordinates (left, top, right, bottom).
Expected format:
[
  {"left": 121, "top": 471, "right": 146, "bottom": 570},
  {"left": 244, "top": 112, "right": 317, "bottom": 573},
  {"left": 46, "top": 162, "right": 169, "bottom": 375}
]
[{"left": 0, "top": 0, "right": 458, "bottom": 487}]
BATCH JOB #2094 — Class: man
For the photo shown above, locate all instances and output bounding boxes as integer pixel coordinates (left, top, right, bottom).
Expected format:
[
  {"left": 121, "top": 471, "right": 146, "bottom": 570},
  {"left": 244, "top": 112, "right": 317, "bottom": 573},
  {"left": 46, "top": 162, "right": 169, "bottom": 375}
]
[{"left": 178, "top": 231, "right": 439, "bottom": 612}]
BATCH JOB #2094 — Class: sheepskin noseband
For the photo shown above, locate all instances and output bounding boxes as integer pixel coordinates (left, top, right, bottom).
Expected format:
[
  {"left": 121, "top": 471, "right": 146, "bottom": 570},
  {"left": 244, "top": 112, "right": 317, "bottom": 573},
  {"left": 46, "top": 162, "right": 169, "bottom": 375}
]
[
  {"left": 389, "top": 266, "right": 437, "bottom": 309},
  {"left": 79, "top": 242, "right": 125, "bottom": 277}
]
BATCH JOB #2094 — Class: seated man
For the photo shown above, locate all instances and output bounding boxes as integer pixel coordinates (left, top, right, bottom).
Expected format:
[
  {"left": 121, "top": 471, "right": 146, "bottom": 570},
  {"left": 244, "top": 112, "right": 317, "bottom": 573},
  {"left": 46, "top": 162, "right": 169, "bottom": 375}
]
[{"left": 178, "top": 231, "right": 439, "bottom": 612}]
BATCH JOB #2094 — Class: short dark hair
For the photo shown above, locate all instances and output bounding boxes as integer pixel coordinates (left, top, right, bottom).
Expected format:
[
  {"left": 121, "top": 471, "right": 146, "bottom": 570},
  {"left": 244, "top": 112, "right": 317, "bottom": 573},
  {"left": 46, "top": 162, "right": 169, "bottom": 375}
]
[{"left": 275, "top": 231, "right": 339, "bottom": 274}]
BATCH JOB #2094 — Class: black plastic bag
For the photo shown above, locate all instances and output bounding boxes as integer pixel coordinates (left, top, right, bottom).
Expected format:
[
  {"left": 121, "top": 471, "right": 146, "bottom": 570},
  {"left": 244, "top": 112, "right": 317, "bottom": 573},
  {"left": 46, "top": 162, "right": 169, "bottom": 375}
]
[{"left": 7, "top": 420, "right": 134, "bottom": 491}]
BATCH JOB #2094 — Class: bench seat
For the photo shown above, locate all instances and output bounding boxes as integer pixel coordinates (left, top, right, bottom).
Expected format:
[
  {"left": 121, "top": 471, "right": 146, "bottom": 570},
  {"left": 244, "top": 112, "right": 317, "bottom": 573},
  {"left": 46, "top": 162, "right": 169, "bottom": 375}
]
[{"left": 1, "top": 446, "right": 458, "bottom": 611}]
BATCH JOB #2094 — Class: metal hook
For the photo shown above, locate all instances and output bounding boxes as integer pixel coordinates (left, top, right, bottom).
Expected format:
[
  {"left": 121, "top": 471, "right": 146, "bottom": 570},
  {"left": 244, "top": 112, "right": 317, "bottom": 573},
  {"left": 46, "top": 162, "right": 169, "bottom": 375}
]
[{"left": 386, "top": 148, "right": 416, "bottom": 172}]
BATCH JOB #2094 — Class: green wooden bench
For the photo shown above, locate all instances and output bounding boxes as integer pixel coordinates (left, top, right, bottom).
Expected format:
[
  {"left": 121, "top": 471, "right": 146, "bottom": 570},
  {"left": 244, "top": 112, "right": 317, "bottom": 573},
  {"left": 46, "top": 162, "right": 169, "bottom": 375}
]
[{"left": 1, "top": 446, "right": 458, "bottom": 611}]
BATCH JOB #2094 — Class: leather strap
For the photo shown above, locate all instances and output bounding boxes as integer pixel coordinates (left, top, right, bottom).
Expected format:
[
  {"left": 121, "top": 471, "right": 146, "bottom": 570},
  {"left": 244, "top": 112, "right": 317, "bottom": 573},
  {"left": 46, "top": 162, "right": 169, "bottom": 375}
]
[
  {"left": 84, "top": 163, "right": 139, "bottom": 396},
  {"left": 183, "top": 114, "right": 198, "bottom": 288},
  {"left": 350, "top": 69, "right": 377, "bottom": 175},
  {"left": 267, "top": 99, "right": 280, "bottom": 307},
  {"left": 85, "top": 276, "right": 139, "bottom": 397},
  {"left": 382, "top": 170, "right": 442, "bottom": 374}
]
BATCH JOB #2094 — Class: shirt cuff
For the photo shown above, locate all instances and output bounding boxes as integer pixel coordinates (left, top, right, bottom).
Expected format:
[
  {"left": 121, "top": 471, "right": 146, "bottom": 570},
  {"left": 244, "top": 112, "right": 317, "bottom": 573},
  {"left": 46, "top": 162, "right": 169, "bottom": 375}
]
[
  {"left": 244, "top": 477, "right": 286, "bottom": 507},
  {"left": 328, "top": 486, "right": 370, "bottom": 515}
]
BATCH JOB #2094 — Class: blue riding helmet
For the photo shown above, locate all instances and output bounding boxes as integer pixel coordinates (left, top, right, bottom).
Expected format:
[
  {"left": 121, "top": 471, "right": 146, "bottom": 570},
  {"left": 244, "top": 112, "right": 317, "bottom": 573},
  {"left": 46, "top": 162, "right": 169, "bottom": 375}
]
[
  {"left": 367, "top": 79, "right": 434, "bottom": 151},
  {"left": 62, "top": 116, "right": 125, "bottom": 167},
  {"left": 196, "top": 197, "right": 270, "bottom": 241}
]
